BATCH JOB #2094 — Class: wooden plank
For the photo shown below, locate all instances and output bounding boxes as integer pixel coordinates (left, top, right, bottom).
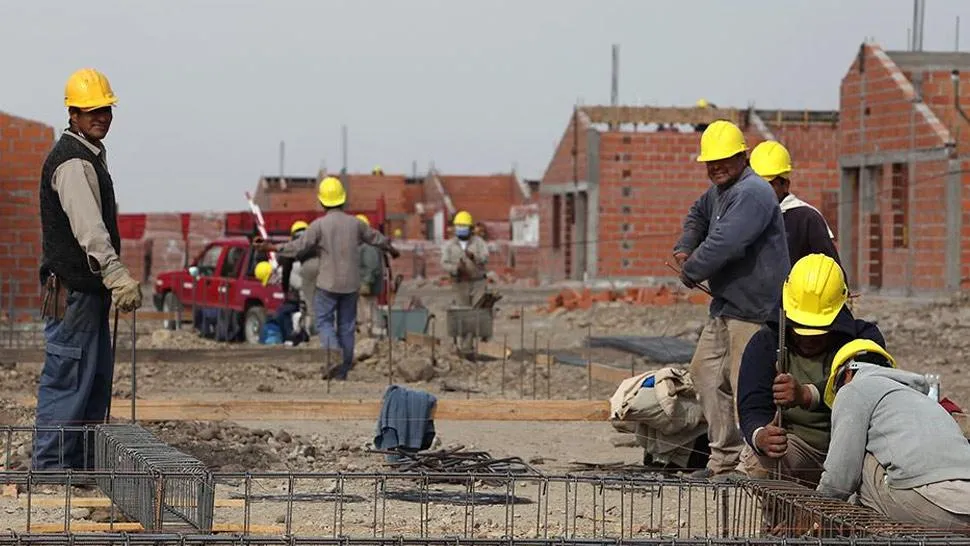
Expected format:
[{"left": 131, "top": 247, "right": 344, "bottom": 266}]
[
  {"left": 477, "top": 341, "right": 511, "bottom": 360},
  {"left": 19, "top": 398, "right": 609, "bottom": 422},
  {"left": 1, "top": 347, "right": 336, "bottom": 364},
  {"left": 405, "top": 332, "right": 439, "bottom": 349},
  {"left": 27, "top": 522, "right": 282, "bottom": 534},
  {"left": 22, "top": 497, "right": 244, "bottom": 508}
]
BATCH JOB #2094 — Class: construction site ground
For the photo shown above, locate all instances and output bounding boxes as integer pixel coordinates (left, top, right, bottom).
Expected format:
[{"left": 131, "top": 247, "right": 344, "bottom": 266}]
[{"left": 1, "top": 281, "right": 968, "bottom": 535}]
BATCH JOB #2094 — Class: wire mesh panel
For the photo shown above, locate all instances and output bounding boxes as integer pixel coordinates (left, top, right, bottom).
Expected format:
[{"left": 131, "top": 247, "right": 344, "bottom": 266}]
[{"left": 93, "top": 424, "right": 214, "bottom": 531}]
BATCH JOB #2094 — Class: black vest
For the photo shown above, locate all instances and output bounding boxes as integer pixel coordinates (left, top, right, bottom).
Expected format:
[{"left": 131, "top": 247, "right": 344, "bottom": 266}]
[{"left": 39, "top": 132, "right": 121, "bottom": 293}]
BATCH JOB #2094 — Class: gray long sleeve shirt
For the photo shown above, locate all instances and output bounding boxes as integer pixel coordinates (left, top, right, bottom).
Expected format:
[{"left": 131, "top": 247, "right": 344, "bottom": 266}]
[
  {"left": 674, "top": 167, "right": 790, "bottom": 323},
  {"left": 277, "top": 209, "right": 393, "bottom": 294},
  {"left": 52, "top": 130, "right": 125, "bottom": 281},
  {"left": 817, "top": 366, "right": 970, "bottom": 500}
]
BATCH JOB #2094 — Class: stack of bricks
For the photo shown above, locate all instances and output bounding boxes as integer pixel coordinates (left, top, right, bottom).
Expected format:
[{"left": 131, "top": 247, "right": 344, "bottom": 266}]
[
  {"left": 0, "top": 112, "right": 54, "bottom": 318},
  {"left": 186, "top": 212, "right": 226, "bottom": 264},
  {"left": 144, "top": 213, "right": 186, "bottom": 276}
]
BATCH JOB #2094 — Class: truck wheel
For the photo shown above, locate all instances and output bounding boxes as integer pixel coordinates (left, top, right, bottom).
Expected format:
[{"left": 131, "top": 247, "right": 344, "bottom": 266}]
[
  {"left": 244, "top": 306, "right": 266, "bottom": 344},
  {"left": 161, "top": 292, "right": 181, "bottom": 331}
]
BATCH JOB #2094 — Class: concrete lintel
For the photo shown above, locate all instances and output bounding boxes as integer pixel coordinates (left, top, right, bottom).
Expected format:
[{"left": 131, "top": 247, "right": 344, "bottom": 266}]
[
  {"left": 540, "top": 181, "right": 590, "bottom": 195},
  {"left": 838, "top": 147, "right": 951, "bottom": 168}
]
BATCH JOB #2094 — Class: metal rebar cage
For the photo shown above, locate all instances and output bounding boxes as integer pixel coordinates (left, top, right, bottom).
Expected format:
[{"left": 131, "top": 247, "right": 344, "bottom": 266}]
[{"left": 93, "top": 424, "right": 214, "bottom": 531}]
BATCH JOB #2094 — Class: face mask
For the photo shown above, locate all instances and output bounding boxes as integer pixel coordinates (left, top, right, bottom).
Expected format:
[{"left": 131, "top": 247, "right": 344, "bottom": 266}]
[{"left": 455, "top": 226, "right": 471, "bottom": 239}]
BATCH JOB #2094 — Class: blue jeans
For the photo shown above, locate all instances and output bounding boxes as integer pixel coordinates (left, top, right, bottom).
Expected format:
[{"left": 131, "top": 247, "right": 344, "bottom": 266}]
[
  {"left": 314, "top": 289, "right": 359, "bottom": 379},
  {"left": 33, "top": 290, "right": 113, "bottom": 470}
]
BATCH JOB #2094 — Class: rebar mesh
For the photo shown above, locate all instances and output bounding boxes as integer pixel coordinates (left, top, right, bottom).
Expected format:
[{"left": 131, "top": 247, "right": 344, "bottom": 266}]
[{"left": 93, "top": 424, "right": 214, "bottom": 531}]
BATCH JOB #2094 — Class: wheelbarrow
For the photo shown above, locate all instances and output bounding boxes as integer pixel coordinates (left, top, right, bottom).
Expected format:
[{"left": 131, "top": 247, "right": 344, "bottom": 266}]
[{"left": 446, "top": 306, "right": 494, "bottom": 346}]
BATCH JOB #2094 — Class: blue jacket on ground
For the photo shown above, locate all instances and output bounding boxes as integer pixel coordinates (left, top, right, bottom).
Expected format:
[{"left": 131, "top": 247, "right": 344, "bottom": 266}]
[
  {"left": 374, "top": 385, "right": 437, "bottom": 452},
  {"left": 674, "top": 167, "right": 790, "bottom": 323},
  {"left": 736, "top": 305, "right": 885, "bottom": 449}
]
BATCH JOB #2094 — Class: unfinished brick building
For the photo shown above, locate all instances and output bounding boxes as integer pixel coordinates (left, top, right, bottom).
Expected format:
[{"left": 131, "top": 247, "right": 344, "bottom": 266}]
[
  {"left": 538, "top": 105, "right": 840, "bottom": 282},
  {"left": 0, "top": 112, "right": 54, "bottom": 317},
  {"left": 838, "top": 43, "right": 970, "bottom": 293}
]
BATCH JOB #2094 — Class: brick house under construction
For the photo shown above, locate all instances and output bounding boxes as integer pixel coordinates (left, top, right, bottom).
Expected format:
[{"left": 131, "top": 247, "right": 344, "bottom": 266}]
[
  {"left": 537, "top": 105, "right": 840, "bottom": 283},
  {"left": 838, "top": 44, "right": 970, "bottom": 294}
]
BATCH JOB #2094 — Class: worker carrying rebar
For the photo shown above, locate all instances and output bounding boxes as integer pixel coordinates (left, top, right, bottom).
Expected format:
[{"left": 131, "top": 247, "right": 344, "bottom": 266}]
[
  {"left": 818, "top": 344, "right": 970, "bottom": 530},
  {"left": 356, "top": 214, "right": 385, "bottom": 338},
  {"left": 441, "top": 210, "right": 489, "bottom": 353},
  {"left": 749, "top": 141, "right": 840, "bottom": 266},
  {"left": 287, "top": 220, "right": 319, "bottom": 335},
  {"left": 254, "top": 177, "right": 399, "bottom": 380},
  {"left": 736, "top": 254, "right": 884, "bottom": 486},
  {"left": 34, "top": 68, "right": 142, "bottom": 471},
  {"left": 673, "top": 119, "right": 790, "bottom": 480}
]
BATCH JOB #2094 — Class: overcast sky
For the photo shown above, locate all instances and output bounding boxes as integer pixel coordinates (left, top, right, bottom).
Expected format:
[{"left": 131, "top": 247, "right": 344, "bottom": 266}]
[{"left": 3, "top": 0, "right": 968, "bottom": 212}]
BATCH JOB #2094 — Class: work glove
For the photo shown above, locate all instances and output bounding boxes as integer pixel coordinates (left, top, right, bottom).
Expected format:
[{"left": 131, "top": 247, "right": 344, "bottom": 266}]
[
  {"left": 387, "top": 246, "right": 401, "bottom": 259},
  {"left": 102, "top": 263, "right": 143, "bottom": 313}
]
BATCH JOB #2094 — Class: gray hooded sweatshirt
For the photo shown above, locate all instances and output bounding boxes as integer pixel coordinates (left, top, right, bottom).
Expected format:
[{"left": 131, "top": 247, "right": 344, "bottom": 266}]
[{"left": 817, "top": 366, "right": 970, "bottom": 500}]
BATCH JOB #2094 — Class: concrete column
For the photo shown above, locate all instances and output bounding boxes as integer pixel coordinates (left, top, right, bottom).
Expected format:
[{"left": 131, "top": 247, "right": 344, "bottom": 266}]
[
  {"left": 838, "top": 168, "right": 856, "bottom": 289},
  {"left": 946, "top": 159, "right": 962, "bottom": 291},
  {"left": 585, "top": 128, "right": 601, "bottom": 280}
]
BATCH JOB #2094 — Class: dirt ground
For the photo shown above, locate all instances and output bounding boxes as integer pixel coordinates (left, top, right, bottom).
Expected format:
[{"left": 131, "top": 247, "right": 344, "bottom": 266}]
[{"left": 0, "top": 282, "right": 965, "bottom": 536}]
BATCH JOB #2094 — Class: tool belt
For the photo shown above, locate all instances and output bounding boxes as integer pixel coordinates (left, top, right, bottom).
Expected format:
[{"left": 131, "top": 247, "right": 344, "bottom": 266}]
[{"left": 40, "top": 274, "right": 69, "bottom": 321}]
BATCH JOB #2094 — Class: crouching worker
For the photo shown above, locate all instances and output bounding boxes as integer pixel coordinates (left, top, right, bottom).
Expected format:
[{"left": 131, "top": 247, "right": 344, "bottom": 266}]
[
  {"left": 737, "top": 254, "right": 885, "bottom": 486},
  {"left": 818, "top": 344, "right": 970, "bottom": 530}
]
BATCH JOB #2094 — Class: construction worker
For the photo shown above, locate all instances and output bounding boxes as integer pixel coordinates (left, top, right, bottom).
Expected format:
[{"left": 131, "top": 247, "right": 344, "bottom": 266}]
[
  {"left": 356, "top": 214, "right": 384, "bottom": 338},
  {"left": 441, "top": 210, "right": 489, "bottom": 353},
  {"left": 255, "top": 177, "right": 399, "bottom": 379},
  {"left": 372, "top": 166, "right": 384, "bottom": 176},
  {"left": 694, "top": 99, "right": 717, "bottom": 131},
  {"left": 288, "top": 220, "right": 319, "bottom": 335},
  {"left": 737, "top": 254, "right": 884, "bottom": 486},
  {"left": 818, "top": 343, "right": 970, "bottom": 529},
  {"left": 34, "top": 68, "right": 142, "bottom": 471},
  {"left": 749, "top": 141, "right": 840, "bottom": 266},
  {"left": 673, "top": 120, "right": 790, "bottom": 479}
]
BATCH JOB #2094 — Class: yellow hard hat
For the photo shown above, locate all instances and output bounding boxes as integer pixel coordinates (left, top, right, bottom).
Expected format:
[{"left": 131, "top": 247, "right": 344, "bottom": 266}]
[
  {"left": 750, "top": 141, "right": 793, "bottom": 180},
  {"left": 355, "top": 214, "right": 370, "bottom": 226},
  {"left": 453, "top": 210, "right": 473, "bottom": 226},
  {"left": 65, "top": 68, "right": 118, "bottom": 112},
  {"left": 696, "top": 98, "right": 710, "bottom": 108},
  {"left": 696, "top": 120, "right": 747, "bottom": 163},
  {"left": 393, "top": 228, "right": 403, "bottom": 238},
  {"left": 290, "top": 220, "right": 309, "bottom": 235},
  {"left": 824, "top": 339, "right": 896, "bottom": 408},
  {"left": 254, "top": 261, "right": 273, "bottom": 287},
  {"left": 372, "top": 165, "right": 383, "bottom": 175},
  {"left": 317, "top": 176, "right": 347, "bottom": 208},
  {"left": 783, "top": 254, "right": 848, "bottom": 335}
]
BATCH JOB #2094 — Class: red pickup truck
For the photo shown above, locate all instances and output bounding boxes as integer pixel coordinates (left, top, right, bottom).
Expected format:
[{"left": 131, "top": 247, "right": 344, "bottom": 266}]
[{"left": 152, "top": 237, "right": 287, "bottom": 343}]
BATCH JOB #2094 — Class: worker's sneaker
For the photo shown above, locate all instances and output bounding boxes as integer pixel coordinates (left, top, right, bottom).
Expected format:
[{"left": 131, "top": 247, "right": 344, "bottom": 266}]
[
  {"left": 687, "top": 468, "right": 746, "bottom": 482},
  {"left": 687, "top": 468, "right": 714, "bottom": 479}
]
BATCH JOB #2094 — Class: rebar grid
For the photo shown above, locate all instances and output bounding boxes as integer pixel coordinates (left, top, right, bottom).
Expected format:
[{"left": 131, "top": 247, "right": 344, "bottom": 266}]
[
  {"left": 1, "top": 537, "right": 970, "bottom": 546},
  {"left": 3, "top": 469, "right": 963, "bottom": 540},
  {"left": 93, "top": 424, "right": 214, "bottom": 532}
]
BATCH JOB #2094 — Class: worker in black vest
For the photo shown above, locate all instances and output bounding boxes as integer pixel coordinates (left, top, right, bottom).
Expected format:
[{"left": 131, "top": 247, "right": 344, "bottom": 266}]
[{"left": 34, "top": 68, "right": 142, "bottom": 471}]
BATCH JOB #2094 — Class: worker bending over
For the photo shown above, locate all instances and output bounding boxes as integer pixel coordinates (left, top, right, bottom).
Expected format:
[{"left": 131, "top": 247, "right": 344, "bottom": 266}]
[
  {"left": 356, "top": 214, "right": 384, "bottom": 338},
  {"left": 34, "top": 69, "right": 143, "bottom": 470},
  {"left": 673, "top": 120, "right": 790, "bottom": 479},
  {"left": 750, "top": 141, "right": 840, "bottom": 265},
  {"left": 737, "top": 254, "right": 884, "bottom": 486},
  {"left": 818, "top": 346, "right": 970, "bottom": 530},
  {"left": 255, "top": 177, "right": 399, "bottom": 380},
  {"left": 441, "top": 210, "right": 489, "bottom": 353}
]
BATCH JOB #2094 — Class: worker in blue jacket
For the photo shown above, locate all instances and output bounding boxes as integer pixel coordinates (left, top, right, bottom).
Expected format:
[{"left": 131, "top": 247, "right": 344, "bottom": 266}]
[
  {"left": 736, "top": 254, "right": 885, "bottom": 486},
  {"left": 673, "top": 120, "right": 790, "bottom": 479}
]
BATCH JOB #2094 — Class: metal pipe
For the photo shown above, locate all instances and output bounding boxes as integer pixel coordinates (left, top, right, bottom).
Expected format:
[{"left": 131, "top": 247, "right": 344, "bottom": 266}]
[{"left": 952, "top": 70, "right": 970, "bottom": 125}]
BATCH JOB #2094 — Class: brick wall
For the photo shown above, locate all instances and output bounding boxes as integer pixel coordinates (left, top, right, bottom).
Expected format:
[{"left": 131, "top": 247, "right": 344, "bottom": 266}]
[
  {"left": 839, "top": 44, "right": 957, "bottom": 292},
  {"left": 0, "top": 112, "right": 54, "bottom": 317}
]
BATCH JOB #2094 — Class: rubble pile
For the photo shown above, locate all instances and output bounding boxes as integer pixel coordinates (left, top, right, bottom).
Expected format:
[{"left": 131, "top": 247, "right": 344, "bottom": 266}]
[
  {"left": 542, "top": 286, "right": 710, "bottom": 313},
  {"left": 147, "top": 421, "right": 383, "bottom": 473}
]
